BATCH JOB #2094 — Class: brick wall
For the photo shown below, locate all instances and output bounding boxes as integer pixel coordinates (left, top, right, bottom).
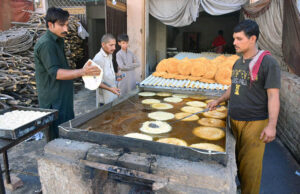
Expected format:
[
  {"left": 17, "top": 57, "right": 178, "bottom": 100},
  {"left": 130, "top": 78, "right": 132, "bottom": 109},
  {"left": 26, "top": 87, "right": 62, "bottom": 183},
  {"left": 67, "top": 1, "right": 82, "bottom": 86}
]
[{"left": 277, "top": 71, "right": 300, "bottom": 163}]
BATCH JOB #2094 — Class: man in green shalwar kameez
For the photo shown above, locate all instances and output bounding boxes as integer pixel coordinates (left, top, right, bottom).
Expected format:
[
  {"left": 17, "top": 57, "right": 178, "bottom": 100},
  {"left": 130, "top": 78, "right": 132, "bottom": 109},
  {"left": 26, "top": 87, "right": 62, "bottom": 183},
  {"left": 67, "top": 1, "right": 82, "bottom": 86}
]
[{"left": 34, "top": 7, "right": 100, "bottom": 139}]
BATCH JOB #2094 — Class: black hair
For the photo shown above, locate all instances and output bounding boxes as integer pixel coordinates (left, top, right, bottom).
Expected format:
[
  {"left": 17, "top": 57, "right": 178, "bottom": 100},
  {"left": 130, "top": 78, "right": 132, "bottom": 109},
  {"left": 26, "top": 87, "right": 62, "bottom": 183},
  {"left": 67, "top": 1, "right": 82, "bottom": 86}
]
[
  {"left": 45, "top": 7, "right": 69, "bottom": 28},
  {"left": 117, "top": 34, "right": 129, "bottom": 42},
  {"left": 233, "top": 19, "right": 259, "bottom": 41},
  {"left": 218, "top": 30, "right": 223, "bottom": 35}
]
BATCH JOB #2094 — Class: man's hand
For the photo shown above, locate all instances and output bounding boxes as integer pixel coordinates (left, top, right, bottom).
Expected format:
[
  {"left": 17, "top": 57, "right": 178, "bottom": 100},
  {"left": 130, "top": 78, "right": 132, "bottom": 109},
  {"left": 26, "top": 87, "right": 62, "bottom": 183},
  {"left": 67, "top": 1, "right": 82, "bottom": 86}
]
[
  {"left": 260, "top": 124, "right": 276, "bottom": 143},
  {"left": 207, "top": 86, "right": 231, "bottom": 110},
  {"left": 82, "top": 61, "right": 101, "bottom": 76},
  {"left": 207, "top": 100, "right": 219, "bottom": 111},
  {"left": 109, "top": 87, "right": 120, "bottom": 96}
]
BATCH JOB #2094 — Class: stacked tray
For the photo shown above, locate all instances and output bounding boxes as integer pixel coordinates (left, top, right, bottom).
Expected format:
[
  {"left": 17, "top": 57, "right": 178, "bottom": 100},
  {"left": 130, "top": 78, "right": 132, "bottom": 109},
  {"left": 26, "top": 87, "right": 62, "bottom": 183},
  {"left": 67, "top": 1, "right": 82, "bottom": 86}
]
[
  {"left": 139, "top": 75, "right": 229, "bottom": 91},
  {"left": 0, "top": 106, "right": 58, "bottom": 139}
]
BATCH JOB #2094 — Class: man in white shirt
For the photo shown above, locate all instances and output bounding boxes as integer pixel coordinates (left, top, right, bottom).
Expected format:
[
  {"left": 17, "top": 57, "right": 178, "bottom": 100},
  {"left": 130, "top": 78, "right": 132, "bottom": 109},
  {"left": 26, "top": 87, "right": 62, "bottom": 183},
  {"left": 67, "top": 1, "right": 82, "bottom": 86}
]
[{"left": 93, "top": 34, "right": 120, "bottom": 106}]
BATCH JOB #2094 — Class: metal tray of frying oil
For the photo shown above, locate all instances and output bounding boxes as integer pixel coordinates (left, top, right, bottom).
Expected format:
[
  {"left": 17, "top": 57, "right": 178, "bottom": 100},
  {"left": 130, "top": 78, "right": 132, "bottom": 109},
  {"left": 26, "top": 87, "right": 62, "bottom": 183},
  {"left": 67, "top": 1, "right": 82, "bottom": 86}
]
[
  {"left": 59, "top": 89, "right": 231, "bottom": 166},
  {"left": 0, "top": 106, "right": 58, "bottom": 139}
]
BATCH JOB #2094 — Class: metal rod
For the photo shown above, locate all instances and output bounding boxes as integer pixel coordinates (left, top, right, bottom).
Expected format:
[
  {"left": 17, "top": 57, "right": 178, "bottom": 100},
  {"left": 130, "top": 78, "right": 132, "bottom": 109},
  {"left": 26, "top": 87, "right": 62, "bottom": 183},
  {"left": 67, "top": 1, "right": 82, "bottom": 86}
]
[{"left": 3, "top": 151, "right": 11, "bottom": 184}]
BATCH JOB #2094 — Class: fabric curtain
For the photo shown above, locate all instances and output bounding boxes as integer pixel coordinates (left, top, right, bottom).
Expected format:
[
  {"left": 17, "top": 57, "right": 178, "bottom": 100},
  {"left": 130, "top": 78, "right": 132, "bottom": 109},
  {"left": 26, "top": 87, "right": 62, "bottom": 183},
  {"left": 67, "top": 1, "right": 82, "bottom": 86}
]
[
  {"left": 244, "top": 0, "right": 286, "bottom": 70},
  {"left": 200, "top": 0, "right": 248, "bottom": 15},
  {"left": 282, "top": 0, "right": 300, "bottom": 76},
  {"left": 149, "top": 0, "right": 248, "bottom": 26},
  {"left": 242, "top": 0, "right": 271, "bottom": 18},
  {"left": 149, "top": 0, "right": 201, "bottom": 27}
]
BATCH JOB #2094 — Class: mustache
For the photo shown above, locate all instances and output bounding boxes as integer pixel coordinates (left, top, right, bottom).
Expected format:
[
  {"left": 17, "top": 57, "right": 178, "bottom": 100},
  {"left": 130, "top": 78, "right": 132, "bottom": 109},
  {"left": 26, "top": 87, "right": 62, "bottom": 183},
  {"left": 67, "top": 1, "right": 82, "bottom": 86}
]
[{"left": 61, "top": 32, "right": 68, "bottom": 35}]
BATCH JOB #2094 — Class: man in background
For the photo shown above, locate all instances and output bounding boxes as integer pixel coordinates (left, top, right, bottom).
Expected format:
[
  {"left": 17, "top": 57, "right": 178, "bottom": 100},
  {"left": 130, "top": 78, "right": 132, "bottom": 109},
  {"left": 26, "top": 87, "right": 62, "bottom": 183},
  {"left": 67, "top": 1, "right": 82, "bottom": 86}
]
[
  {"left": 116, "top": 34, "right": 140, "bottom": 96},
  {"left": 93, "top": 34, "right": 120, "bottom": 106},
  {"left": 212, "top": 30, "right": 226, "bottom": 53}
]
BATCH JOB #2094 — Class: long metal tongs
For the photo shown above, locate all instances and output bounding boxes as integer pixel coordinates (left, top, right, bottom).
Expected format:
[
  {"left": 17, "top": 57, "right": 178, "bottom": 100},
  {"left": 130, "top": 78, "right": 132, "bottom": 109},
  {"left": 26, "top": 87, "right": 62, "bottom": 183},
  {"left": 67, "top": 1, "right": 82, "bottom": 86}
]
[{"left": 149, "top": 105, "right": 221, "bottom": 128}]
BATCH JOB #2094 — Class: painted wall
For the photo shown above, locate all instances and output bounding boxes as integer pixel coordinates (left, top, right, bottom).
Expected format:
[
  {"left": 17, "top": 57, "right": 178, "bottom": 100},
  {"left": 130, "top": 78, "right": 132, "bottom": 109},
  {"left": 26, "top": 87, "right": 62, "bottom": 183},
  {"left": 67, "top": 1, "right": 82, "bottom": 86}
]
[
  {"left": 127, "top": 0, "right": 145, "bottom": 81},
  {"left": 277, "top": 71, "right": 300, "bottom": 163}
]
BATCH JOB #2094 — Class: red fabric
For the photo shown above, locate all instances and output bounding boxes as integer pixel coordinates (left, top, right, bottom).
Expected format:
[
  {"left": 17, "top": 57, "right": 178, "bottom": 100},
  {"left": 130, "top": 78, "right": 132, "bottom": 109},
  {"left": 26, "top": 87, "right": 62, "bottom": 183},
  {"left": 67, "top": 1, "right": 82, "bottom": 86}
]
[
  {"left": 250, "top": 50, "right": 271, "bottom": 83},
  {"left": 212, "top": 35, "right": 226, "bottom": 47}
]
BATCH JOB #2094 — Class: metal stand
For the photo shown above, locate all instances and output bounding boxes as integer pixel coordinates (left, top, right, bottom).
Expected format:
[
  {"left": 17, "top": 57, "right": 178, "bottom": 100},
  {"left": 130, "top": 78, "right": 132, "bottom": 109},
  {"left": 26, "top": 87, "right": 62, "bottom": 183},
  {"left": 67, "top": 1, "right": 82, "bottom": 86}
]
[
  {"left": 3, "top": 152, "right": 10, "bottom": 184},
  {"left": 0, "top": 163, "right": 5, "bottom": 194},
  {"left": 0, "top": 123, "right": 52, "bottom": 194}
]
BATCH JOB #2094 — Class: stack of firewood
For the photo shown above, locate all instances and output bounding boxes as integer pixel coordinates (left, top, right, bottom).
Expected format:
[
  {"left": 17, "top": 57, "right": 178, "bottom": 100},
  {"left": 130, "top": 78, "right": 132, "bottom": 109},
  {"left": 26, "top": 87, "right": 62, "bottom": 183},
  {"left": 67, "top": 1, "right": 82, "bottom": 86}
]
[
  {"left": 0, "top": 52, "right": 37, "bottom": 109},
  {"left": 64, "top": 16, "right": 85, "bottom": 69},
  {"left": 0, "top": 12, "right": 86, "bottom": 110}
]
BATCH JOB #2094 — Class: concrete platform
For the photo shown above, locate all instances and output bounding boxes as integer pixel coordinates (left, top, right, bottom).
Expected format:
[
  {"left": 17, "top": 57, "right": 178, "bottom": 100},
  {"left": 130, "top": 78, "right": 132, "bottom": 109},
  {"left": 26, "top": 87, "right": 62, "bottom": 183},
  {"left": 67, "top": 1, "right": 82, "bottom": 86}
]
[{"left": 1, "top": 87, "right": 300, "bottom": 193}]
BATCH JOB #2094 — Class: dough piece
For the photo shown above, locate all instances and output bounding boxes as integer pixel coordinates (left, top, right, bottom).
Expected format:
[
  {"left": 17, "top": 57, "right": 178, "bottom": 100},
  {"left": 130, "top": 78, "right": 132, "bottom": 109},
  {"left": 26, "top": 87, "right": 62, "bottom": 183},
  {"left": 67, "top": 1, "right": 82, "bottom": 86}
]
[
  {"left": 151, "top": 103, "right": 173, "bottom": 110},
  {"left": 140, "top": 121, "right": 172, "bottom": 134},
  {"left": 166, "top": 58, "right": 180, "bottom": 74},
  {"left": 205, "top": 99, "right": 226, "bottom": 106},
  {"left": 189, "top": 95, "right": 208, "bottom": 100},
  {"left": 124, "top": 133, "right": 153, "bottom": 141},
  {"left": 181, "top": 106, "right": 204, "bottom": 114},
  {"left": 203, "top": 110, "right": 227, "bottom": 119},
  {"left": 193, "top": 126, "right": 225, "bottom": 140},
  {"left": 156, "top": 92, "right": 172, "bottom": 97},
  {"left": 152, "top": 71, "right": 167, "bottom": 77},
  {"left": 186, "top": 101, "right": 207, "bottom": 108},
  {"left": 173, "top": 74, "right": 189, "bottom": 80},
  {"left": 198, "top": 77, "right": 216, "bottom": 84},
  {"left": 162, "top": 73, "right": 177, "bottom": 79},
  {"left": 82, "top": 60, "right": 103, "bottom": 90},
  {"left": 172, "top": 94, "right": 189, "bottom": 98},
  {"left": 215, "top": 67, "right": 232, "bottom": 85},
  {"left": 156, "top": 59, "right": 168, "bottom": 72},
  {"left": 203, "top": 63, "right": 217, "bottom": 79},
  {"left": 163, "top": 97, "right": 183, "bottom": 103},
  {"left": 157, "top": 138, "right": 188, "bottom": 146},
  {"left": 178, "top": 59, "right": 192, "bottom": 76},
  {"left": 190, "top": 143, "right": 225, "bottom": 152},
  {"left": 198, "top": 118, "right": 226, "bottom": 128},
  {"left": 141, "top": 99, "right": 160, "bottom": 104},
  {"left": 148, "top": 111, "right": 175, "bottom": 121},
  {"left": 215, "top": 106, "right": 227, "bottom": 112},
  {"left": 190, "top": 60, "right": 207, "bottom": 77},
  {"left": 174, "top": 112, "right": 199, "bottom": 121},
  {"left": 138, "top": 92, "right": 156, "bottom": 97}
]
